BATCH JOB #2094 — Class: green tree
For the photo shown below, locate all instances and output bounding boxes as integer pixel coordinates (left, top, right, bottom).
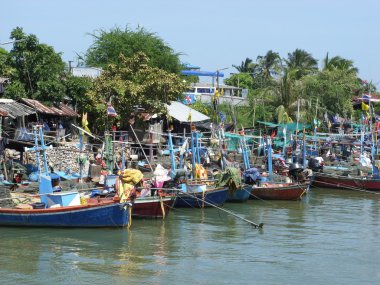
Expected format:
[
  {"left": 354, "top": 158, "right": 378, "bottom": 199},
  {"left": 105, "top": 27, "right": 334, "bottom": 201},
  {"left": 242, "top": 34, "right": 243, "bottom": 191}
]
[
  {"left": 285, "top": 49, "right": 318, "bottom": 79},
  {"left": 86, "top": 52, "right": 187, "bottom": 131},
  {"left": 63, "top": 75, "right": 93, "bottom": 114},
  {"left": 232, "top": 57, "right": 257, "bottom": 74},
  {"left": 298, "top": 69, "right": 361, "bottom": 118},
  {"left": 256, "top": 50, "right": 282, "bottom": 81},
  {"left": 224, "top": 72, "right": 254, "bottom": 90},
  {"left": 4, "top": 27, "right": 66, "bottom": 102},
  {"left": 85, "top": 26, "right": 182, "bottom": 73},
  {"left": 322, "top": 53, "right": 358, "bottom": 75},
  {"left": 0, "top": 48, "right": 10, "bottom": 76}
]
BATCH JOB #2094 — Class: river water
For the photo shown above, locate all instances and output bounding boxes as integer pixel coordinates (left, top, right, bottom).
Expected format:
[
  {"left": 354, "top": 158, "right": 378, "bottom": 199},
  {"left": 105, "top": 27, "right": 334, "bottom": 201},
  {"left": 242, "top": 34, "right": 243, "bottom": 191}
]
[{"left": 1, "top": 187, "right": 380, "bottom": 285}]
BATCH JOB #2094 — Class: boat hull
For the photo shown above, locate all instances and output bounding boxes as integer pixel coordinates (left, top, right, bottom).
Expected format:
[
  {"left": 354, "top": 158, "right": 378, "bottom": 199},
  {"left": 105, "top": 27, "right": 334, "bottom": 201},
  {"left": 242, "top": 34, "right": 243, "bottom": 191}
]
[
  {"left": 173, "top": 187, "right": 229, "bottom": 208},
  {"left": 132, "top": 196, "right": 175, "bottom": 218},
  {"left": 0, "top": 200, "right": 130, "bottom": 227},
  {"left": 312, "top": 173, "right": 380, "bottom": 191},
  {"left": 226, "top": 185, "right": 251, "bottom": 202},
  {"left": 251, "top": 183, "right": 308, "bottom": 200}
]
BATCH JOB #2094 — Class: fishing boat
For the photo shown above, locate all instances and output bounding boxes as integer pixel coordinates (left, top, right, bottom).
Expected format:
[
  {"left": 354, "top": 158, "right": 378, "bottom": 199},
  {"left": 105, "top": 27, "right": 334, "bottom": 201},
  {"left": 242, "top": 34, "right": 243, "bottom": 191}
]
[
  {"left": 312, "top": 172, "right": 380, "bottom": 191},
  {"left": 0, "top": 197, "right": 130, "bottom": 227},
  {"left": 226, "top": 184, "right": 251, "bottom": 202},
  {"left": 0, "top": 126, "right": 131, "bottom": 228},
  {"left": 131, "top": 195, "right": 176, "bottom": 218},
  {"left": 251, "top": 182, "right": 309, "bottom": 200},
  {"left": 250, "top": 136, "right": 310, "bottom": 200},
  {"left": 165, "top": 130, "right": 229, "bottom": 208},
  {"left": 225, "top": 133, "right": 259, "bottom": 202},
  {"left": 172, "top": 183, "right": 229, "bottom": 208}
]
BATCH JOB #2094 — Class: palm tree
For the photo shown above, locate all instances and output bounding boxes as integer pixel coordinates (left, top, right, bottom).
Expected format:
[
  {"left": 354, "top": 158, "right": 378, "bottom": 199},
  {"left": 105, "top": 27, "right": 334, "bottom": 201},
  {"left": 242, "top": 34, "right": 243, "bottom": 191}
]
[
  {"left": 285, "top": 49, "right": 318, "bottom": 79},
  {"left": 256, "top": 50, "right": 282, "bottom": 81},
  {"left": 232, "top": 57, "right": 257, "bottom": 73},
  {"left": 322, "top": 53, "right": 358, "bottom": 75}
]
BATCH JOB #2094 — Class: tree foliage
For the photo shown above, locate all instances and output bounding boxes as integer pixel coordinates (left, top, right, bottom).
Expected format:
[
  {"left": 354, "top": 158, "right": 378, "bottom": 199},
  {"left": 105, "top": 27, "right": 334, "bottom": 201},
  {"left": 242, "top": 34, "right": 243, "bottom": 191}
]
[
  {"left": 298, "top": 69, "right": 361, "bottom": 118},
  {"left": 85, "top": 26, "right": 182, "bottom": 73},
  {"left": 63, "top": 75, "right": 93, "bottom": 113},
  {"left": 323, "top": 53, "right": 358, "bottom": 75},
  {"left": 3, "top": 27, "right": 66, "bottom": 102},
  {"left": 285, "top": 49, "right": 318, "bottom": 79},
  {"left": 86, "top": 52, "right": 187, "bottom": 130},
  {"left": 0, "top": 48, "right": 9, "bottom": 76},
  {"left": 231, "top": 48, "right": 370, "bottom": 124}
]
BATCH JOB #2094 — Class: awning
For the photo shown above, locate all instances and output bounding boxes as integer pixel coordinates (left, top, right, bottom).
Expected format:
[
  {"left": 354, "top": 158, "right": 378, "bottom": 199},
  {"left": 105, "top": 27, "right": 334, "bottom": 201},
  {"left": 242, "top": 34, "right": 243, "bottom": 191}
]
[{"left": 166, "top": 101, "right": 210, "bottom": 123}]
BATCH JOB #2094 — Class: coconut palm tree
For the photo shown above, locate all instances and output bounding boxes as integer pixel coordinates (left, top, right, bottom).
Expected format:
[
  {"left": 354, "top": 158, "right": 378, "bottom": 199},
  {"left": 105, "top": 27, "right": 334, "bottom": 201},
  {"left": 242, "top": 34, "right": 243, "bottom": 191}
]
[
  {"left": 232, "top": 57, "right": 258, "bottom": 73},
  {"left": 285, "top": 49, "right": 318, "bottom": 79},
  {"left": 256, "top": 50, "right": 282, "bottom": 81},
  {"left": 322, "top": 53, "right": 358, "bottom": 75}
]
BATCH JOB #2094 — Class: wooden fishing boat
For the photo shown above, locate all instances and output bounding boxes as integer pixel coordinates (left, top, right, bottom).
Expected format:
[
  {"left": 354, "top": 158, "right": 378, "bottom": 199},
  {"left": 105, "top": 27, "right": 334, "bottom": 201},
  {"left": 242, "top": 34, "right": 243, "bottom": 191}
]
[
  {"left": 173, "top": 185, "right": 229, "bottom": 208},
  {"left": 0, "top": 126, "right": 132, "bottom": 228},
  {"left": 226, "top": 184, "right": 251, "bottom": 202},
  {"left": 0, "top": 198, "right": 131, "bottom": 227},
  {"left": 312, "top": 172, "right": 380, "bottom": 191},
  {"left": 131, "top": 195, "right": 176, "bottom": 218},
  {"left": 251, "top": 182, "right": 309, "bottom": 200}
]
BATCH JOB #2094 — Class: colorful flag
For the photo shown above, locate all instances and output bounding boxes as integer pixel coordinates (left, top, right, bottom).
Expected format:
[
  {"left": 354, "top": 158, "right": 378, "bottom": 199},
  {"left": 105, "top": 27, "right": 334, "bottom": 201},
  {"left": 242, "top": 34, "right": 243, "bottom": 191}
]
[
  {"left": 361, "top": 102, "right": 369, "bottom": 111},
  {"left": 107, "top": 103, "right": 117, "bottom": 117}
]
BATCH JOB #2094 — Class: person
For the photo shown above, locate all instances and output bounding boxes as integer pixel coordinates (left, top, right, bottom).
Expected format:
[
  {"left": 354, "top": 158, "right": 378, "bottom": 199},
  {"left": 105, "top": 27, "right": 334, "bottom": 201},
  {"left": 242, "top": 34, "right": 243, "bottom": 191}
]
[{"left": 43, "top": 121, "right": 50, "bottom": 131}]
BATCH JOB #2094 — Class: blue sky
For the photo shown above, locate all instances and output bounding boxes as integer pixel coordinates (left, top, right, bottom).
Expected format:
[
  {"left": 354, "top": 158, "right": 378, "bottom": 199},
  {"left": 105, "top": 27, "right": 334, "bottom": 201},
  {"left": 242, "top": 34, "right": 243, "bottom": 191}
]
[{"left": 1, "top": 0, "right": 379, "bottom": 87}]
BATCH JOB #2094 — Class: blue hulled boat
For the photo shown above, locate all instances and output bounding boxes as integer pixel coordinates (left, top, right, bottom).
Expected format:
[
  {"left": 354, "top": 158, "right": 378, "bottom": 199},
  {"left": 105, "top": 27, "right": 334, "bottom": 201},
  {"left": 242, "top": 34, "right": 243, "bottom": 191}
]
[
  {"left": 226, "top": 185, "right": 251, "bottom": 202},
  {"left": 0, "top": 199, "right": 130, "bottom": 227},
  {"left": 0, "top": 126, "right": 131, "bottom": 228},
  {"left": 173, "top": 184, "right": 229, "bottom": 208}
]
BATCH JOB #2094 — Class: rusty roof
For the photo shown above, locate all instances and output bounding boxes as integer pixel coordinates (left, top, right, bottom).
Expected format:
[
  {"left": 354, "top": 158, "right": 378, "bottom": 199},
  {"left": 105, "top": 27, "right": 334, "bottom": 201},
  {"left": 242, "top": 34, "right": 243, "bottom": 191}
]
[
  {"left": 58, "top": 103, "right": 79, "bottom": 117},
  {"left": 21, "top": 98, "right": 58, "bottom": 115},
  {"left": 50, "top": 106, "right": 65, "bottom": 116}
]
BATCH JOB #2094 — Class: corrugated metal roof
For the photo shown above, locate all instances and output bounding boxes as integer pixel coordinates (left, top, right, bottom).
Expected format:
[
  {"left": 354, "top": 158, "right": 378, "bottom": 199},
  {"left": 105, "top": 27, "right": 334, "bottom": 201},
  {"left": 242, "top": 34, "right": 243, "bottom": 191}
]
[
  {"left": 21, "top": 98, "right": 58, "bottom": 115},
  {"left": 59, "top": 103, "right": 79, "bottom": 117},
  {"left": 166, "top": 101, "right": 210, "bottom": 123},
  {"left": 50, "top": 106, "right": 65, "bottom": 116},
  {"left": 0, "top": 100, "right": 36, "bottom": 119}
]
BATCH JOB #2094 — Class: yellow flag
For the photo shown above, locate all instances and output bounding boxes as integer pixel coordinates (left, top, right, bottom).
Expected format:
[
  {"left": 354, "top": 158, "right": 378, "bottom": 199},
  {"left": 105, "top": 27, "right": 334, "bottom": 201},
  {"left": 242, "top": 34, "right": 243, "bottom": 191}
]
[
  {"left": 82, "top": 113, "right": 91, "bottom": 134},
  {"left": 362, "top": 102, "right": 369, "bottom": 111}
]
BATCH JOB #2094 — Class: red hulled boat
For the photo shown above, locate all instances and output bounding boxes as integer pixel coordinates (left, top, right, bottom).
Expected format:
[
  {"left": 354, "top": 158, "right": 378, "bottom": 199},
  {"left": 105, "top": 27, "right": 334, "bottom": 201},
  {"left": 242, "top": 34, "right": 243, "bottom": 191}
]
[
  {"left": 131, "top": 195, "right": 176, "bottom": 218},
  {"left": 312, "top": 172, "right": 380, "bottom": 191},
  {"left": 251, "top": 182, "right": 309, "bottom": 200}
]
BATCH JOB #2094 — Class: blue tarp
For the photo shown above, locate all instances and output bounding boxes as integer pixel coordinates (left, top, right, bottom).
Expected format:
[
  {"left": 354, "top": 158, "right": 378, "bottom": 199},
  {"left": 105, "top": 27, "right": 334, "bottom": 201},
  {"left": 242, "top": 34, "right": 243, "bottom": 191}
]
[{"left": 181, "top": 70, "right": 225, "bottom": 77}]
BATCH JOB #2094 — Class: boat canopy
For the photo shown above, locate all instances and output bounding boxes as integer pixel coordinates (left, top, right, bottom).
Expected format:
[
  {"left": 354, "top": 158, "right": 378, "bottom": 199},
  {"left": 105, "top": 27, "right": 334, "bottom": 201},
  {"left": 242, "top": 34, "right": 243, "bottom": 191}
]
[{"left": 256, "top": 121, "right": 312, "bottom": 133}]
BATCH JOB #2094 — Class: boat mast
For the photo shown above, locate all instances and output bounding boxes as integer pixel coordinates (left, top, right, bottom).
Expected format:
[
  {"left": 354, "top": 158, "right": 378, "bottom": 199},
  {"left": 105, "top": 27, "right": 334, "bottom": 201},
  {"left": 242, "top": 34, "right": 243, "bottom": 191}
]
[
  {"left": 168, "top": 130, "right": 176, "bottom": 179},
  {"left": 267, "top": 137, "right": 273, "bottom": 178}
]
